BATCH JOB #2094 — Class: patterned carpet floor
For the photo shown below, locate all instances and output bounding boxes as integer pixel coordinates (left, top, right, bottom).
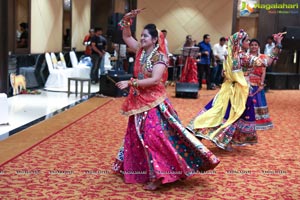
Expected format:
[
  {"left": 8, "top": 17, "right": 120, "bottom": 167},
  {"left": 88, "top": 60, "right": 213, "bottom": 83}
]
[{"left": 0, "top": 88, "right": 299, "bottom": 199}]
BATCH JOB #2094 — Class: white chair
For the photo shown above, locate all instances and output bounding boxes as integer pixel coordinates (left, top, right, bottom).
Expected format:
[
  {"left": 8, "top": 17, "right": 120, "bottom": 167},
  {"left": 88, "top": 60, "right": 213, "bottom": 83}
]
[
  {"left": 59, "top": 52, "right": 67, "bottom": 68},
  {"left": 103, "top": 52, "right": 113, "bottom": 73},
  {"left": 44, "top": 52, "right": 74, "bottom": 89},
  {"left": 69, "top": 51, "right": 90, "bottom": 78},
  {"left": 18, "top": 54, "right": 42, "bottom": 88},
  {"left": 51, "top": 52, "right": 65, "bottom": 69}
]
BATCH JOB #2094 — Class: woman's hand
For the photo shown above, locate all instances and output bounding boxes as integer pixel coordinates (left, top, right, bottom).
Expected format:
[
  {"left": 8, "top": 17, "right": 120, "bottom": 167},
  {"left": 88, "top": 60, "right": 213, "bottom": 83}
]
[
  {"left": 123, "top": 8, "right": 145, "bottom": 20},
  {"left": 258, "top": 85, "right": 264, "bottom": 92},
  {"left": 116, "top": 80, "right": 129, "bottom": 90},
  {"left": 272, "top": 32, "right": 284, "bottom": 44}
]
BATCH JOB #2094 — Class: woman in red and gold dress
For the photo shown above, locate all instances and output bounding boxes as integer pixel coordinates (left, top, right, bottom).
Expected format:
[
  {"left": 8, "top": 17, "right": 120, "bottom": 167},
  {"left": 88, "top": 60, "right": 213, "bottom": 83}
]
[
  {"left": 248, "top": 39, "right": 274, "bottom": 130},
  {"left": 112, "top": 9, "right": 219, "bottom": 190},
  {"left": 179, "top": 35, "right": 198, "bottom": 83}
]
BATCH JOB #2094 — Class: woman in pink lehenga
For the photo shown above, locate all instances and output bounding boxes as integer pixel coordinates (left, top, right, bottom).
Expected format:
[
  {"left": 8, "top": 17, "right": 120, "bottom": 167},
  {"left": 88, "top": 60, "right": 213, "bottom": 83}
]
[{"left": 112, "top": 9, "right": 219, "bottom": 190}]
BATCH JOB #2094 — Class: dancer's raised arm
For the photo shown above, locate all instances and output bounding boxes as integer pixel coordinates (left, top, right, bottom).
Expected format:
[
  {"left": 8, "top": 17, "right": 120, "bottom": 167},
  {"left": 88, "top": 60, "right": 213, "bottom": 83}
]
[{"left": 118, "top": 8, "right": 145, "bottom": 52}]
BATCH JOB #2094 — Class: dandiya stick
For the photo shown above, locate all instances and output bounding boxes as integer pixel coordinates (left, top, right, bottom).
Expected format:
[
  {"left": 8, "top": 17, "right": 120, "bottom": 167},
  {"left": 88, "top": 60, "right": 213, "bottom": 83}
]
[{"left": 106, "top": 75, "right": 129, "bottom": 93}]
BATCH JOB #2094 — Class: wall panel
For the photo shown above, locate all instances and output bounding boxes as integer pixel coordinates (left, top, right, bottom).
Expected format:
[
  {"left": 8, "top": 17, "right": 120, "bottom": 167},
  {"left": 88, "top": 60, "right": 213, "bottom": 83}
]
[
  {"left": 31, "top": 0, "right": 63, "bottom": 53},
  {"left": 137, "top": 0, "right": 233, "bottom": 54},
  {"left": 72, "top": 0, "right": 91, "bottom": 51}
]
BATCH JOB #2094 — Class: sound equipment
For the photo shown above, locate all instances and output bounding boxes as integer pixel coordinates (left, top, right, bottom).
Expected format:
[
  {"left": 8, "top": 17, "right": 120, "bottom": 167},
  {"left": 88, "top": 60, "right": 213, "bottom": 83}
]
[
  {"left": 282, "top": 26, "right": 300, "bottom": 49},
  {"left": 0, "top": 93, "right": 9, "bottom": 125},
  {"left": 175, "top": 82, "right": 199, "bottom": 98},
  {"left": 266, "top": 72, "right": 300, "bottom": 89},
  {"left": 100, "top": 74, "right": 132, "bottom": 97}
]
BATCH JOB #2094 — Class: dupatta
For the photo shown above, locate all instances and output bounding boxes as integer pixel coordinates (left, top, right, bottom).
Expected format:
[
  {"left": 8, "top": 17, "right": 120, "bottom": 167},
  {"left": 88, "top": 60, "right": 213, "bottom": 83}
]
[{"left": 193, "top": 31, "right": 249, "bottom": 139}]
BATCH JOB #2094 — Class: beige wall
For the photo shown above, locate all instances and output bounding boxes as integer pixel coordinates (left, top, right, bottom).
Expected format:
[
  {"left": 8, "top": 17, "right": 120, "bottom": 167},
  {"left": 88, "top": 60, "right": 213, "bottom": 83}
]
[
  {"left": 31, "top": 0, "right": 63, "bottom": 53},
  {"left": 137, "top": 0, "right": 234, "bottom": 54},
  {"left": 114, "top": 0, "right": 126, "bottom": 13},
  {"left": 29, "top": 0, "right": 234, "bottom": 54},
  {"left": 31, "top": 0, "right": 92, "bottom": 53},
  {"left": 72, "top": 0, "right": 91, "bottom": 51}
]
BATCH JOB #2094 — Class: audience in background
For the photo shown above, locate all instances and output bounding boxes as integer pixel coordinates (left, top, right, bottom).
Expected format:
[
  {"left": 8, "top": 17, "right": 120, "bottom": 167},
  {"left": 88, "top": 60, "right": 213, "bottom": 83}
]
[
  {"left": 17, "top": 22, "right": 28, "bottom": 48},
  {"left": 90, "top": 27, "right": 107, "bottom": 84},
  {"left": 196, "top": 34, "right": 216, "bottom": 90},
  {"left": 264, "top": 36, "right": 275, "bottom": 56},
  {"left": 83, "top": 28, "right": 94, "bottom": 56},
  {"left": 212, "top": 37, "right": 227, "bottom": 87}
]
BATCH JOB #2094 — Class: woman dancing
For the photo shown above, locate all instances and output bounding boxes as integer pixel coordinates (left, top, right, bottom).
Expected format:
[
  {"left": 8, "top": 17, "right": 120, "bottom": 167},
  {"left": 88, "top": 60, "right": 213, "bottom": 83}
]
[
  {"left": 112, "top": 9, "right": 219, "bottom": 190},
  {"left": 187, "top": 30, "right": 283, "bottom": 151},
  {"left": 248, "top": 39, "right": 277, "bottom": 130}
]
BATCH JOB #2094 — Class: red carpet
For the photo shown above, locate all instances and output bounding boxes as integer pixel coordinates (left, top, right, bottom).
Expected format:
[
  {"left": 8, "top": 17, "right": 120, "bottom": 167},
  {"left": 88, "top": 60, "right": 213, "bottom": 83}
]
[{"left": 0, "top": 89, "right": 299, "bottom": 199}]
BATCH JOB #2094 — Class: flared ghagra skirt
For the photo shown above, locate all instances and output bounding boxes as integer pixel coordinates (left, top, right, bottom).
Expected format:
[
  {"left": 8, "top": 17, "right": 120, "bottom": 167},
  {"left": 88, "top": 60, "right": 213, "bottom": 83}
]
[{"left": 113, "top": 99, "right": 219, "bottom": 184}]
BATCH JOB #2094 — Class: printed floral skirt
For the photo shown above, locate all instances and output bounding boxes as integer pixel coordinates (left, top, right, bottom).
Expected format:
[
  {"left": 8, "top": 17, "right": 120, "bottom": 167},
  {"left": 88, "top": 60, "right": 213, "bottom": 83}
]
[
  {"left": 113, "top": 99, "right": 219, "bottom": 184},
  {"left": 188, "top": 96, "right": 258, "bottom": 151},
  {"left": 251, "top": 86, "right": 273, "bottom": 130}
]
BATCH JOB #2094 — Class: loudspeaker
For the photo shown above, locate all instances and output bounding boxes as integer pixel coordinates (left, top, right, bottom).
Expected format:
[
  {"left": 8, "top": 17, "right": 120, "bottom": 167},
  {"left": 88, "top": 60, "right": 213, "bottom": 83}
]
[
  {"left": 100, "top": 74, "right": 132, "bottom": 97},
  {"left": 287, "top": 74, "right": 300, "bottom": 89},
  {"left": 282, "top": 26, "right": 300, "bottom": 49},
  {"left": 266, "top": 72, "right": 300, "bottom": 89},
  {"left": 175, "top": 82, "right": 199, "bottom": 98},
  {"left": 266, "top": 72, "right": 287, "bottom": 89}
]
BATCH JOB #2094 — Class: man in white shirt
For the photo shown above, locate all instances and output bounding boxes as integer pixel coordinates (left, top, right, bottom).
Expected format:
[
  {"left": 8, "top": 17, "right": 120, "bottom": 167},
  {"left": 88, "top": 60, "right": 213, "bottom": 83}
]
[
  {"left": 161, "top": 30, "right": 171, "bottom": 56},
  {"left": 264, "top": 36, "right": 275, "bottom": 56},
  {"left": 212, "top": 37, "right": 227, "bottom": 87}
]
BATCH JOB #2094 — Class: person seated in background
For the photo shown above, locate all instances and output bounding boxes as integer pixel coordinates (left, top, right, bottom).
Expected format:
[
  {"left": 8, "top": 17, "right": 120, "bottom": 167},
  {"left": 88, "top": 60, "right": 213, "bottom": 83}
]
[
  {"left": 17, "top": 22, "right": 28, "bottom": 48},
  {"left": 183, "top": 35, "right": 194, "bottom": 47},
  {"left": 83, "top": 28, "right": 94, "bottom": 56}
]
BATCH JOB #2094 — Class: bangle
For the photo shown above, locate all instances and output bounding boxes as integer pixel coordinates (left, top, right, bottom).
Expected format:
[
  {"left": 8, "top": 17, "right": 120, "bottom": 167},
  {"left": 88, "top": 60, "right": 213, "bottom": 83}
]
[
  {"left": 130, "top": 78, "right": 138, "bottom": 88},
  {"left": 132, "top": 79, "right": 138, "bottom": 88},
  {"left": 118, "top": 18, "right": 132, "bottom": 30},
  {"left": 270, "top": 51, "right": 278, "bottom": 60}
]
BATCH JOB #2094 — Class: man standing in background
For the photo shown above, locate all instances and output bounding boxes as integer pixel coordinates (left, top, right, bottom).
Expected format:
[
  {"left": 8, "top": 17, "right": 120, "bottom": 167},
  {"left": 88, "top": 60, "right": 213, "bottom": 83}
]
[
  {"left": 161, "top": 29, "right": 171, "bottom": 56},
  {"left": 212, "top": 37, "right": 227, "bottom": 87},
  {"left": 91, "top": 27, "right": 106, "bottom": 84},
  {"left": 196, "top": 34, "right": 216, "bottom": 90}
]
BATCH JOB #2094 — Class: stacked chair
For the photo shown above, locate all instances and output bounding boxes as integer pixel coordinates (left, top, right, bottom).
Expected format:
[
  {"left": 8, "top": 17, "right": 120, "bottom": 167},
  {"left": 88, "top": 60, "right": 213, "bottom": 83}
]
[{"left": 44, "top": 52, "right": 75, "bottom": 90}]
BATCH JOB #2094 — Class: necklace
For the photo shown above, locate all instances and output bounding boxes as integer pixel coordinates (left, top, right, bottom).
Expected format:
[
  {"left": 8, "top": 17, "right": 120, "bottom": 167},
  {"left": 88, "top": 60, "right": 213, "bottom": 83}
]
[{"left": 139, "top": 44, "right": 159, "bottom": 72}]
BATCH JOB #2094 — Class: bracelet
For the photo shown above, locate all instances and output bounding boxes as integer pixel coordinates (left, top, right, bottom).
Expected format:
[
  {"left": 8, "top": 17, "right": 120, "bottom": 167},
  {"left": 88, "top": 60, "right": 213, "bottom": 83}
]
[
  {"left": 129, "top": 78, "right": 138, "bottom": 88},
  {"left": 132, "top": 79, "right": 138, "bottom": 88},
  {"left": 118, "top": 18, "right": 132, "bottom": 30},
  {"left": 270, "top": 51, "right": 279, "bottom": 60}
]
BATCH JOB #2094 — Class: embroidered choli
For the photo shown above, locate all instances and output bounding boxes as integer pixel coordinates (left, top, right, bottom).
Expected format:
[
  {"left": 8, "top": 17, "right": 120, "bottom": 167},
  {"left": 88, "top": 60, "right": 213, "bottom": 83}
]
[{"left": 121, "top": 50, "right": 168, "bottom": 116}]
